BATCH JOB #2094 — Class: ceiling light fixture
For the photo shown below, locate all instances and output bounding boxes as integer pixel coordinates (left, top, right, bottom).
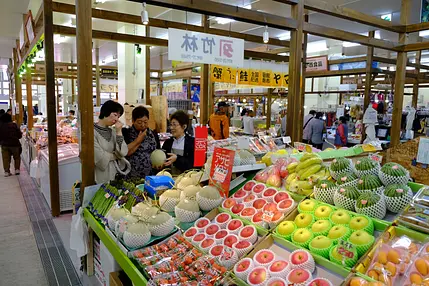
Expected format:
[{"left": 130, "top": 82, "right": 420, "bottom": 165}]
[
  {"left": 278, "top": 32, "right": 290, "bottom": 41},
  {"left": 215, "top": 17, "right": 235, "bottom": 25},
  {"left": 37, "top": 77, "right": 41, "bottom": 80},
  {"left": 141, "top": 2, "right": 149, "bottom": 25},
  {"left": 263, "top": 26, "right": 269, "bottom": 44}
]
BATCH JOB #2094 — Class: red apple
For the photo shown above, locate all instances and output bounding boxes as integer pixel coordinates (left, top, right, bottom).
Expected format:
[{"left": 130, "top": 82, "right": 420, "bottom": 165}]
[
  {"left": 231, "top": 203, "right": 245, "bottom": 214},
  {"left": 243, "top": 181, "right": 256, "bottom": 191},
  {"left": 195, "top": 218, "right": 210, "bottom": 229},
  {"left": 279, "top": 165, "right": 289, "bottom": 178},
  {"left": 253, "top": 199, "right": 267, "bottom": 210},
  {"left": 215, "top": 213, "right": 231, "bottom": 224},
  {"left": 252, "top": 184, "right": 266, "bottom": 195},
  {"left": 215, "top": 229, "right": 229, "bottom": 240},
  {"left": 263, "top": 188, "right": 277, "bottom": 197},
  {"left": 192, "top": 233, "right": 206, "bottom": 243},
  {"left": 267, "top": 278, "right": 286, "bottom": 286},
  {"left": 290, "top": 250, "right": 309, "bottom": 265},
  {"left": 254, "top": 249, "right": 275, "bottom": 265},
  {"left": 200, "top": 238, "right": 215, "bottom": 249},
  {"left": 234, "top": 258, "right": 253, "bottom": 273},
  {"left": 307, "top": 278, "right": 331, "bottom": 286},
  {"left": 247, "top": 267, "right": 268, "bottom": 285},
  {"left": 239, "top": 225, "right": 256, "bottom": 238},
  {"left": 234, "top": 240, "right": 251, "bottom": 250},
  {"left": 271, "top": 211, "right": 283, "bottom": 222},
  {"left": 287, "top": 269, "right": 310, "bottom": 284},
  {"left": 263, "top": 202, "right": 278, "bottom": 213},
  {"left": 244, "top": 194, "right": 257, "bottom": 203},
  {"left": 252, "top": 212, "right": 263, "bottom": 223},
  {"left": 269, "top": 260, "right": 288, "bottom": 272},
  {"left": 222, "top": 198, "right": 236, "bottom": 209},
  {"left": 184, "top": 227, "right": 197, "bottom": 238},
  {"left": 233, "top": 189, "right": 247, "bottom": 199},
  {"left": 205, "top": 224, "right": 220, "bottom": 236},
  {"left": 241, "top": 207, "right": 257, "bottom": 217},
  {"left": 227, "top": 219, "right": 243, "bottom": 231},
  {"left": 210, "top": 245, "right": 224, "bottom": 256},
  {"left": 277, "top": 199, "right": 293, "bottom": 211},
  {"left": 223, "top": 234, "right": 239, "bottom": 248},
  {"left": 274, "top": 192, "right": 290, "bottom": 203}
]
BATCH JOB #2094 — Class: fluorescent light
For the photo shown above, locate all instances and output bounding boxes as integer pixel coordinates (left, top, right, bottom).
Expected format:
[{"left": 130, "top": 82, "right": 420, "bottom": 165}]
[
  {"left": 150, "top": 72, "right": 159, "bottom": 77},
  {"left": 54, "top": 35, "right": 67, "bottom": 44},
  {"left": 163, "top": 71, "right": 173, "bottom": 76},
  {"left": 159, "top": 34, "right": 168, "bottom": 40},
  {"left": 102, "top": 55, "right": 117, "bottom": 64},
  {"left": 343, "top": 42, "right": 360, "bottom": 47},
  {"left": 215, "top": 17, "right": 235, "bottom": 25},
  {"left": 95, "top": 0, "right": 106, "bottom": 3},
  {"left": 307, "top": 40, "right": 328, "bottom": 53},
  {"left": 277, "top": 52, "right": 288, "bottom": 56},
  {"left": 419, "top": 30, "right": 429, "bottom": 37},
  {"left": 263, "top": 26, "right": 269, "bottom": 44},
  {"left": 343, "top": 31, "right": 381, "bottom": 47},
  {"left": 243, "top": 4, "right": 252, "bottom": 9},
  {"left": 278, "top": 32, "right": 290, "bottom": 41}
]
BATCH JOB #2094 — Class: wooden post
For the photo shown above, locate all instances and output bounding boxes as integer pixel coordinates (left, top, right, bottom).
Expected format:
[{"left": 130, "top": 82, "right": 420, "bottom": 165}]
[
  {"left": 159, "top": 55, "right": 163, "bottom": 96},
  {"left": 56, "top": 79, "right": 60, "bottom": 113},
  {"left": 76, "top": 0, "right": 95, "bottom": 200},
  {"left": 200, "top": 15, "right": 210, "bottom": 124},
  {"left": 412, "top": 49, "right": 422, "bottom": 108},
  {"left": 298, "top": 13, "right": 309, "bottom": 141},
  {"left": 391, "top": 0, "right": 410, "bottom": 147},
  {"left": 13, "top": 48, "right": 23, "bottom": 126},
  {"left": 71, "top": 78, "right": 75, "bottom": 106},
  {"left": 187, "top": 77, "right": 191, "bottom": 100},
  {"left": 44, "top": 0, "right": 61, "bottom": 217},
  {"left": 95, "top": 47, "right": 101, "bottom": 106},
  {"left": 145, "top": 25, "right": 151, "bottom": 105},
  {"left": 266, "top": 89, "right": 272, "bottom": 130},
  {"left": 362, "top": 30, "right": 375, "bottom": 143},
  {"left": 286, "top": 0, "right": 304, "bottom": 142},
  {"left": 26, "top": 69, "right": 34, "bottom": 130}
]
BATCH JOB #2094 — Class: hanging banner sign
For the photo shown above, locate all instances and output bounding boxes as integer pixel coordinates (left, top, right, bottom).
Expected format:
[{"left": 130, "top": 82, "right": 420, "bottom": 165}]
[
  {"left": 237, "top": 69, "right": 250, "bottom": 85},
  {"left": 306, "top": 56, "right": 329, "bottom": 72},
  {"left": 224, "top": 67, "right": 237, "bottom": 84},
  {"left": 210, "top": 65, "right": 225, "bottom": 82},
  {"left": 261, "top": 70, "right": 273, "bottom": 86},
  {"left": 194, "top": 126, "right": 208, "bottom": 167},
  {"left": 249, "top": 70, "right": 261, "bottom": 85},
  {"left": 168, "top": 28, "right": 245, "bottom": 67},
  {"left": 101, "top": 68, "right": 118, "bottom": 76},
  {"left": 209, "top": 147, "right": 235, "bottom": 197}
]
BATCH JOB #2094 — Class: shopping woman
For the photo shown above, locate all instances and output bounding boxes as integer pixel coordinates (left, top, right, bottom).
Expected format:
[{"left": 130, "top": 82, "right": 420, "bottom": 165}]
[
  {"left": 308, "top": 112, "right": 326, "bottom": 150},
  {"left": 0, "top": 113, "right": 22, "bottom": 176},
  {"left": 94, "top": 100, "right": 129, "bottom": 183},
  {"left": 335, "top": 116, "right": 349, "bottom": 148},
  {"left": 162, "top": 110, "right": 195, "bottom": 174},
  {"left": 122, "top": 106, "right": 160, "bottom": 179}
]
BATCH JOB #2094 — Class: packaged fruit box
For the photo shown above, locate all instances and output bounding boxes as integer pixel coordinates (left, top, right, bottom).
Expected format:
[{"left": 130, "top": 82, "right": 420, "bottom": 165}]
[
  {"left": 342, "top": 272, "right": 380, "bottom": 286},
  {"left": 274, "top": 199, "right": 390, "bottom": 271},
  {"left": 232, "top": 234, "right": 350, "bottom": 286},
  {"left": 223, "top": 180, "right": 305, "bottom": 230},
  {"left": 354, "top": 225, "right": 429, "bottom": 286}
]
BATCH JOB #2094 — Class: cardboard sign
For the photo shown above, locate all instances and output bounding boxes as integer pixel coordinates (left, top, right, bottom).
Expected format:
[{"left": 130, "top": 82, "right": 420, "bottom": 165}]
[
  {"left": 194, "top": 126, "right": 208, "bottom": 167},
  {"left": 368, "top": 153, "right": 383, "bottom": 163},
  {"left": 209, "top": 147, "right": 235, "bottom": 197},
  {"left": 294, "top": 142, "right": 312, "bottom": 152}
]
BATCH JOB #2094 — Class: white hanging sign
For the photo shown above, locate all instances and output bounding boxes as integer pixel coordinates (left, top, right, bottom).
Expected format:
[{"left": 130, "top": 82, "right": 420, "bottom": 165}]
[{"left": 168, "top": 28, "right": 245, "bottom": 67}]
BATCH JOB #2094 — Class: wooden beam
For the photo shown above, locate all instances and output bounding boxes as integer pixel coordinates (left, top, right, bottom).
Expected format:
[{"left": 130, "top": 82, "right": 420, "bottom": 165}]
[
  {"left": 76, "top": 0, "right": 95, "bottom": 200},
  {"left": 52, "top": 2, "right": 289, "bottom": 47},
  {"left": 391, "top": 0, "right": 411, "bottom": 148},
  {"left": 95, "top": 47, "right": 101, "bottom": 106},
  {"left": 412, "top": 49, "right": 422, "bottom": 108},
  {"left": 400, "top": 41, "right": 429, "bottom": 52},
  {"left": 13, "top": 48, "right": 23, "bottom": 125},
  {"left": 406, "top": 22, "right": 429, "bottom": 33},
  {"left": 305, "top": 68, "right": 367, "bottom": 78},
  {"left": 266, "top": 89, "right": 272, "bottom": 130},
  {"left": 145, "top": 25, "right": 151, "bottom": 105},
  {"left": 200, "top": 15, "right": 210, "bottom": 125},
  {"left": 299, "top": 13, "right": 309, "bottom": 141},
  {"left": 244, "top": 50, "right": 289, "bottom": 62},
  {"left": 71, "top": 78, "right": 75, "bottom": 106},
  {"left": 56, "top": 79, "right": 60, "bottom": 113},
  {"left": 26, "top": 70, "right": 33, "bottom": 130},
  {"left": 363, "top": 31, "right": 375, "bottom": 143},
  {"left": 44, "top": 0, "right": 60, "bottom": 217},
  {"left": 137, "top": 0, "right": 298, "bottom": 31}
]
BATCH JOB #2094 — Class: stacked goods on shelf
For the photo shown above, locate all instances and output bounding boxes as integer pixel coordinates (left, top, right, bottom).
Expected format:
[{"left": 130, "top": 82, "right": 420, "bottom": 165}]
[{"left": 398, "top": 186, "right": 429, "bottom": 234}]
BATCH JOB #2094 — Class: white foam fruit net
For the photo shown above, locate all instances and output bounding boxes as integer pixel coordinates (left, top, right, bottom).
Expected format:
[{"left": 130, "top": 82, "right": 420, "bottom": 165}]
[
  {"left": 379, "top": 169, "right": 410, "bottom": 186},
  {"left": 383, "top": 186, "right": 413, "bottom": 213},
  {"left": 196, "top": 193, "right": 223, "bottom": 211},
  {"left": 330, "top": 159, "right": 354, "bottom": 180},
  {"left": 314, "top": 186, "right": 336, "bottom": 205},
  {"left": 355, "top": 196, "right": 386, "bottom": 220},
  {"left": 358, "top": 186, "right": 384, "bottom": 196},
  {"left": 123, "top": 231, "right": 151, "bottom": 249},
  {"left": 148, "top": 218, "right": 175, "bottom": 236},
  {"left": 333, "top": 190, "right": 356, "bottom": 211},
  {"left": 174, "top": 207, "right": 200, "bottom": 223},
  {"left": 354, "top": 163, "right": 380, "bottom": 178}
]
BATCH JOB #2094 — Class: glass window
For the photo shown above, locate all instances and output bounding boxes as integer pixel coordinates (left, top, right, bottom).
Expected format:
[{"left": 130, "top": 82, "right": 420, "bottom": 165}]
[
  {"left": 3, "top": 82, "right": 8, "bottom": 89},
  {"left": 3, "top": 89, "right": 8, "bottom": 95}
]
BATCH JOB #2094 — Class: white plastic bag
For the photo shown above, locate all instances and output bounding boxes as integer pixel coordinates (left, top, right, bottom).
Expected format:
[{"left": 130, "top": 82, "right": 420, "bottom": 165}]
[{"left": 70, "top": 208, "right": 89, "bottom": 258}]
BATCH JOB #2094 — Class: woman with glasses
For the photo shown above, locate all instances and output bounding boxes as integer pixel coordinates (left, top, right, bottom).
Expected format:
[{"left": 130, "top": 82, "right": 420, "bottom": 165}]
[{"left": 162, "top": 110, "right": 195, "bottom": 175}]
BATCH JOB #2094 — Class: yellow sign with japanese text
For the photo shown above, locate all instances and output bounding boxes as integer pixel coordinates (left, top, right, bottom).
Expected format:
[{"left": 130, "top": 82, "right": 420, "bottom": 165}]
[
  {"left": 237, "top": 69, "right": 250, "bottom": 85},
  {"left": 210, "top": 65, "right": 225, "bottom": 82},
  {"left": 249, "top": 70, "right": 261, "bottom": 85},
  {"left": 261, "top": 70, "right": 273, "bottom": 86},
  {"left": 224, "top": 67, "right": 237, "bottom": 84},
  {"left": 282, "top": 73, "right": 289, "bottom": 87}
]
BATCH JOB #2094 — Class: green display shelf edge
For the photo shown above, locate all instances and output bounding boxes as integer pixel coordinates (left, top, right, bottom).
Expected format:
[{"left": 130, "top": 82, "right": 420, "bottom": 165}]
[{"left": 83, "top": 208, "right": 148, "bottom": 285}]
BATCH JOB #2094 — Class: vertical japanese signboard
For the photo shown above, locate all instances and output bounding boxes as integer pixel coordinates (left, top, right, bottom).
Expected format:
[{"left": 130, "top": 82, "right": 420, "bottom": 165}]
[
  {"left": 168, "top": 28, "right": 245, "bottom": 67},
  {"left": 194, "top": 126, "right": 208, "bottom": 167},
  {"left": 209, "top": 147, "right": 235, "bottom": 197}
]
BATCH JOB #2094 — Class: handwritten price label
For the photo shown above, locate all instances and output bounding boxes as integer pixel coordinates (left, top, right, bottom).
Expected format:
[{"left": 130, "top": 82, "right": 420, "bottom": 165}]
[
  {"left": 338, "top": 239, "right": 355, "bottom": 259},
  {"left": 368, "top": 153, "right": 383, "bottom": 163},
  {"left": 262, "top": 211, "right": 274, "bottom": 223}
]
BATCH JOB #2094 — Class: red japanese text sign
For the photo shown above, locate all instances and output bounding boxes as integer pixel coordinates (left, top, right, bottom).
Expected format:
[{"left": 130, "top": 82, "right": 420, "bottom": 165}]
[
  {"left": 209, "top": 147, "right": 235, "bottom": 197},
  {"left": 194, "top": 126, "right": 208, "bottom": 167}
]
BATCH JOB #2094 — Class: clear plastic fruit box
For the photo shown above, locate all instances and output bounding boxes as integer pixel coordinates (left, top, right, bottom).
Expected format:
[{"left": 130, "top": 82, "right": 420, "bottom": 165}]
[{"left": 232, "top": 234, "right": 350, "bottom": 286}]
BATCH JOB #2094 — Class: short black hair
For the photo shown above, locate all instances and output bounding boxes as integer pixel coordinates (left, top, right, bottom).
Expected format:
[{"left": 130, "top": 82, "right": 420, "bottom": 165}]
[
  {"left": 170, "top": 110, "right": 189, "bottom": 127},
  {"left": 132, "top": 106, "right": 150, "bottom": 121},
  {"left": 339, "top": 116, "right": 347, "bottom": 123},
  {"left": 316, "top": 112, "right": 323, "bottom": 119},
  {"left": 99, "top": 100, "right": 124, "bottom": 119},
  {"left": 309, "top": 110, "right": 316, "bottom": 115},
  {"left": 0, "top": 109, "right": 5, "bottom": 115},
  {"left": 1, "top": 113, "right": 12, "bottom": 123},
  {"left": 7, "top": 109, "right": 11, "bottom": 113},
  {"left": 69, "top": 110, "right": 75, "bottom": 115}
]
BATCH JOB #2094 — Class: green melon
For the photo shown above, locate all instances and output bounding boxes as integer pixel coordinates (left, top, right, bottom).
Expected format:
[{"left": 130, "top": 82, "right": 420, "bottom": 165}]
[
  {"left": 356, "top": 193, "right": 381, "bottom": 208},
  {"left": 336, "top": 186, "right": 360, "bottom": 200},
  {"left": 381, "top": 163, "right": 407, "bottom": 177},
  {"left": 357, "top": 174, "right": 383, "bottom": 190},
  {"left": 317, "top": 180, "right": 337, "bottom": 189},
  {"left": 330, "top": 157, "right": 351, "bottom": 172},
  {"left": 336, "top": 173, "right": 357, "bottom": 186},
  {"left": 384, "top": 184, "right": 410, "bottom": 198},
  {"left": 354, "top": 158, "right": 378, "bottom": 171}
]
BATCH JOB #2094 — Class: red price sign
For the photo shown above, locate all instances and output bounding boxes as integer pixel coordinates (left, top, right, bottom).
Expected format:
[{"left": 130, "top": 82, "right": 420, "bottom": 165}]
[
  {"left": 209, "top": 147, "right": 235, "bottom": 197},
  {"left": 262, "top": 211, "right": 274, "bottom": 223},
  {"left": 194, "top": 126, "right": 208, "bottom": 167},
  {"left": 368, "top": 153, "right": 383, "bottom": 163}
]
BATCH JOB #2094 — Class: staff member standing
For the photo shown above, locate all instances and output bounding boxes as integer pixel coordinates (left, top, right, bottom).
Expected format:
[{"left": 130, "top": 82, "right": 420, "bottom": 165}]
[
  {"left": 162, "top": 110, "right": 195, "bottom": 174},
  {"left": 303, "top": 110, "right": 316, "bottom": 144},
  {"left": 209, "top": 102, "right": 229, "bottom": 140},
  {"left": 308, "top": 112, "right": 326, "bottom": 150}
]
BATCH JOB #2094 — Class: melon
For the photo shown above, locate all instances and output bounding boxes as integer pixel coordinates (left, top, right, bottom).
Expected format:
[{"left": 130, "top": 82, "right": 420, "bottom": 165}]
[
  {"left": 181, "top": 185, "right": 202, "bottom": 200},
  {"left": 148, "top": 212, "right": 175, "bottom": 236},
  {"left": 196, "top": 185, "right": 222, "bottom": 211},
  {"left": 190, "top": 171, "right": 204, "bottom": 185},
  {"left": 159, "top": 189, "right": 181, "bottom": 212},
  {"left": 107, "top": 207, "right": 129, "bottom": 231},
  {"left": 123, "top": 222, "right": 151, "bottom": 248},
  {"left": 150, "top": 149, "right": 167, "bottom": 169},
  {"left": 177, "top": 176, "right": 195, "bottom": 190},
  {"left": 157, "top": 170, "right": 172, "bottom": 178},
  {"left": 132, "top": 202, "right": 159, "bottom": 220},
  {"left": 175, "top": 199, "right": 200, "bottom": 222},
  {"left": 115, "top": 214, "right": 139, "bottom": 239}
]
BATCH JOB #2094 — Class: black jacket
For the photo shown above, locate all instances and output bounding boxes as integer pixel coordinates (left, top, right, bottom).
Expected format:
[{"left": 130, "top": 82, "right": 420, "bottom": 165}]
[
  {"left": 162, "top": 135, "right": 195, "bottom": 173},
  {"left": 0, "top": 122, "right": 22, "bottom": 147}
]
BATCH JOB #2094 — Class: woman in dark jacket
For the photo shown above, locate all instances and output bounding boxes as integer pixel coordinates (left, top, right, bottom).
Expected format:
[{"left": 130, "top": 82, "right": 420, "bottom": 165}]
[
  {"left": 162, "top": 110, "right": 195, "bottom": 174},
  {"left": 0, "top": 113, "right": 22, "bottom": 176}
]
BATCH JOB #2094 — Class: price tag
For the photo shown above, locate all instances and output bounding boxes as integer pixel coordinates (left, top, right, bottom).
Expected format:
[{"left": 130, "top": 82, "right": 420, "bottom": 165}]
[
  {"left": 212, "top": 166, "right": 228, "bottom": 183},
  {"left": 220, "top": 246, "right": 235, "bottom": 261},
  {"left": 105, "top": 193, "right": 111, "bottom": 199},
  {"left": 338, "top": 239, "right": 356, "bottom": 260},
  {"left": 368, "top": 153, "right": 383, "bottom": 163},
  {"left": 262, "top": 211, "right": 274, "bottom": 223},
  {"left": 258, "top": 131, "right": 265, "bottom": 139},
  {"left": 283, "top": 136, "right": 291, "bottom": 144},
  {"left": 294, "top": 142, "right": 306, "bottom": 152}
]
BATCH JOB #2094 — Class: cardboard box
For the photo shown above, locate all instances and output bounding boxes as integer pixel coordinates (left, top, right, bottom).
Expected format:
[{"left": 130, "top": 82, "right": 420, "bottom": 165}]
[{"left": 109, "top": 272, "right": 123, "bottom": 286}]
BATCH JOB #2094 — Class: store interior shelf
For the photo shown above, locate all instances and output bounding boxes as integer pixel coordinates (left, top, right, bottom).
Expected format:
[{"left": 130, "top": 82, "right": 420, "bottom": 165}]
[{"left": 83, "top": 208, "right": 147, "bottom": 285}]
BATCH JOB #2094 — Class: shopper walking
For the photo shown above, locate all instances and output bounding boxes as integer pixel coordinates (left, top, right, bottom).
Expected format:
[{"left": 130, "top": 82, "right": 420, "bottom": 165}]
[
  {"left": 308, "top": 112, "right": 326, "bottom": 150},
  {"left": 162, "top": 110, "right": 195, "bottom": 175},
  {"left": 122, "top": 106, "right": 160, "bottom": 179},
  {"left": 302, "top": 110, "right": 316, "bottom": 144},
  {"left": 208, "top": 102, "right": 230, "bottom": 140},
  {"left": 335, "top": 116, "right": 348, "bottom": 148},
  {"left": 0, "top": 113, "right": 22, "bottom": 176},
  {"left": 94, "top": 100, "right": 129, "bottom": 183}
]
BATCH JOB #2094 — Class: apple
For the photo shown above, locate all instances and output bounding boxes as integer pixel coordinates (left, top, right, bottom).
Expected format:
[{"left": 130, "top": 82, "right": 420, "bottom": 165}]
[
  {"left": 192, "top": 233, "right": 206, "bottom": 243},
  {"left": 307, "top": 278, "right": 332, "bottom": 286},
  {"left": 252, "top": 212, "right": 263, "bottom": 223},
  {"left": 327, "top": 225, "right": 349, "bottom": 240},
  {"left": 227, "top": 219, "right": 243, "bottom": 232},
  {"left": 253, "top": 199, "right": 267, "bottom": 210},
  {"left": 210, "top": 245, "right": 224, "bottom": 256},
  {"left": 263, "top": 188, "right": 278, "bottom": 198},
  {"left": 266, "top": 277, "right": 287, "bottom": 286},
  {"left": 233, "top": 189, "right": 247, "bottom": 200},
  {"left": 247, "top": 267, "right": 268, "bottom": 286},
  {"left": 348, "top": 230, "right": 373, "bottom": 246},
  {"left": 314, "top": 205, "right": 333, "bottom": 219},
  {"left": 234, "top": 240, "right": 252, "bottom": 250},
  {"left": 279, "top": 165, "right": 289, "bottom": 178},
  {"left": 330, "top": 210, "right": 351, "bottom": 225},
  {"left": 294, "top": 213, "right": 314, "bottom": 228},
  {"left": 271, "top": 211, "right": 283, "bottom": 222},
  {"left": 243, "top": 181, "right": 256, "bottom": 191},
  {"left": 244, "top": 194, "right": 257, "bottom": 203},
  {"left": 310, "top": 235, "right": 333, "bottom": 249},
  {"left": 274, "top": 192, "right": 290, "bottom": 203},
  {"left": 215, "top": 213, "right": 231, "bottom": 224},
  {"left": 263, "top": 202, "right": 279, "bottom": 213},
  {"left": 223, "top": 234, "right": 239, "bottom": 248},
  {"left": 269, "top": 260, "right": 288, "bottom": 273},
  {"left": 205, "top": 224, "right": 220, "bottom": 236},
  {"left": 231, "top": 203, "right": 245, "bottom": 214},
  {"left": 292, "top": 228, "right": 312, "bottom": 243},
  {"left": 311, "top": 220, "right": 331, "bottom": 234},
  {"left": 215, "top": 229, "right": 229, "bottom": 241},
  {"left": 277, "top": 199, "right": 294, "bottom": 212},
  {"left": 287, "top": 269, "right": 311, "bottom": 284},
  {"left": 290, "top": 250, "right": 309, "bottom": 265},
  {"left": 239, "top": 225, "right": 256, "bottom": 239},
  {"left": 299, "top": 199, "right": 317, "bottom": 212},
  {"left": 200, "top": 238, "right": 215, "bottom": 249},
  {"left": 277, "top": 221, "right": 296, "bottom": 236},
  {"left": 222, "top": 198, "right": 237, "bottom": 209},
  {"left": 252, "top": 184, "right": 266, "bottom": 195},
  {"left": 184, "top": 227, "right": 197, "bottom": 238},
  {"left": 349, "top": 216, "right": 370, "bottom": 232},
  {"left": 254, "top": 249, "right": 276, "bottom": 266},
  {"left": 195, "top": 217, "right": 210, "bottom": 230},
  {"left": 234, "top": 257, "right": 253, "bottom": 273},
  {"left": 241, "top": 207, "right": 257, "bottom": 217}
]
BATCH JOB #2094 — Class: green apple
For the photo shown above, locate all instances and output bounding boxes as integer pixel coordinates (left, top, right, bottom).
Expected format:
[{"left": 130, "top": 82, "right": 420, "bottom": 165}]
[
  {"left": 310, "top": 235, "right": 333, "bottom": 249},
  {"left": 314, "top": 205, "right": 333, "bottom": 219},
  {"left": 277, "top": 221, "right": 296, "bottom": 236},
  {"left": 299, "top": 199, "right": 317, "bottom": 212},
  {"left": 348, "top": 230, "right": 373, "bottom": 245},
  {"left": 349, "top": 216, "right": 370, "bottom": 232},
  {"left": 294, "top": 213, "right": 314, "bottom": 228},
  {"left": 311, "top": 220, "right": 331, "bottom": 233},
  {"left": 330, "top": 210, "right": 351, "bottom": 225},
  {"left": 292, "top": 228, "right": 312, "bottom": 243},
  {"left": 327, "top": 225, "right": 348, "bottom": 240}
]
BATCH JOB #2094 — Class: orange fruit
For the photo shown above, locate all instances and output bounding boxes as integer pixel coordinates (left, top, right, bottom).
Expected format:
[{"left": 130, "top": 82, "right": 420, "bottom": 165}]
[
  {"left": 372, "top": 262, "right": 384, "bottom": 274},
  {"left": 367, "top": 269, "right": 378, "bottom": 280},
  {"left": 385, "top": 262, "right": 396, "bottom": 276},
  {"left": 410, "top": 273, "right": 424, "bottom": 284},
  {"left": 387, "top": 249, "right": 400, "bottom": 264},
  {"left": 416, "top": 258, "right": 429, "bottom": 276},
  {"left": 377, "top": 251, "right": 388, "bottom": 264},
  {"left": 349, "top": 277, "right": 367, "bottom": 286},
  {"left": 410, "top": 242, "right": 419, "bottom": 254},
  {"left": 426, "top": 244, "right": 429, "bottom": 253}
]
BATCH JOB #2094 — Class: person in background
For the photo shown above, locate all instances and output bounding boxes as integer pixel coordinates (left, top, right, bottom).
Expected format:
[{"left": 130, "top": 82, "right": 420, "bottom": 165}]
[
  {"left": 0, "top": 109, "right": 5, "bottom": 118},
  {"left": 0, "top": 113, "right": 22, "bottom": 177},
  {"left": 354, "top": 112, "right": 363, "bottom": 135},
  {"left": 208, "top": 102, "right": 230, "bottom": 140},
  {"left": 162, "top": 110, "right": 195, "bottom": 174},
  {"left": 6, "top": 109, "right": 12, "bottom": 116},
  {"left": 68, "top": 110, "right": 75, "bottom": 120},
  {"left": 243, "top": 110, "right": 255, "bottom": 135},
  {"left": 308, "top": 112, "right": 326, "bottom": 150},
  {"left": 123, "top": 106, "right": 160, "bottom": 179},
  {"left": 94, "top": 100, "right": 128, "bottom": 183},
  {"left": 302, "top": 110, "right": 316, "bottom": 144},
  {"left": 33, "top": 104, "right": 38, "bottom": 116},
  {"left": 335, "top": 116, "right": 348, "bottom": 148},
  {"left": 166, "top": 108, "right": 177, "bottom": 133},
  {"left": 23, "top": 105, "right": 27, "bottom": 125}
]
